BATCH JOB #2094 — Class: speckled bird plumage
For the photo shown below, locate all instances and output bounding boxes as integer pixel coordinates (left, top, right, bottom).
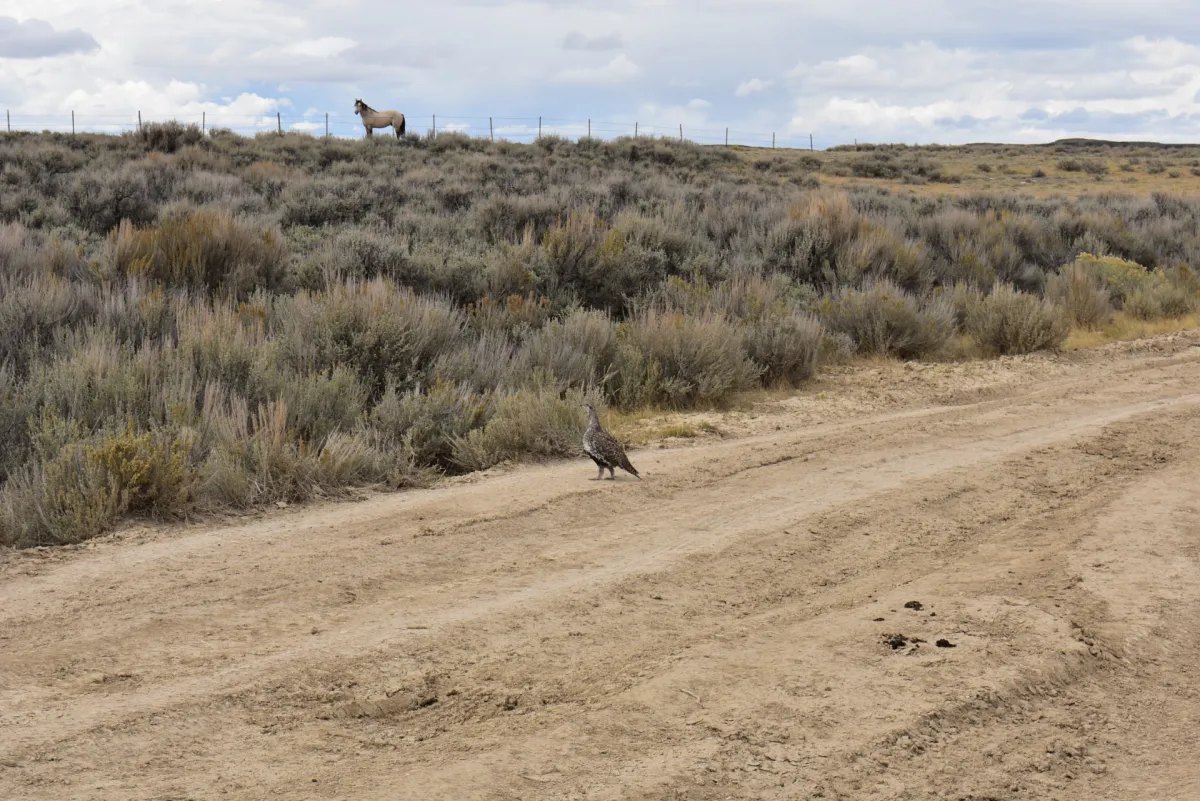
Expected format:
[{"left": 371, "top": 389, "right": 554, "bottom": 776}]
[{"left": 583, "top": 404, "right": 640, "bottom": 480}]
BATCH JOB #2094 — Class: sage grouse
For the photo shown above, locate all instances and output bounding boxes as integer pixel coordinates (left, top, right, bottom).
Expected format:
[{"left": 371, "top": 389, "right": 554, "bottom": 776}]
[{"left": 583, "top": 404, "right": 640, "bottom": 480}]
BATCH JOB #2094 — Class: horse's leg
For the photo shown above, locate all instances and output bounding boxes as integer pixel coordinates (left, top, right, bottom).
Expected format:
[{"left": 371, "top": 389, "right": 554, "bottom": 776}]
[
  {"left": 395, "top": 123, "right": 401, "bottom": 140},
  {"left": 365, "top": 125, "right": 372, "bottom": 139}
]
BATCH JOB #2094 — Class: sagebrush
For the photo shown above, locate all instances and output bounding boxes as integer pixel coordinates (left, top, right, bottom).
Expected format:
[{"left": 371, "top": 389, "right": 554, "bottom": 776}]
[{"left": 2, "top": 126, "right": 1199, "bottom": 546}]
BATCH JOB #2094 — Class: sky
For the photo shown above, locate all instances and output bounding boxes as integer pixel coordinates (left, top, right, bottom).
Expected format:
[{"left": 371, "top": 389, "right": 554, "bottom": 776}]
[{"left": 2, "top": 0, "right": 1200, "bottom": 148}]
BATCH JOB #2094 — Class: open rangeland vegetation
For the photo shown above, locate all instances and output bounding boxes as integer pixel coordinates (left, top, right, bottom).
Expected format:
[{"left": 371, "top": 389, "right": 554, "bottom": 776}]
[
  {"left": 1, "top": 123, "right": 1200, "bottom": 547},
  {"left": 4, "top": 123, "right": 1200, "bottom": 800}
]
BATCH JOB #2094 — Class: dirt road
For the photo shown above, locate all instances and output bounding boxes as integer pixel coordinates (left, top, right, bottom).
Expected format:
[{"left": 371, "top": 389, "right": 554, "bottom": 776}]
[{"left": 3, "top": 332, "right": 1200, "bottom": 801}]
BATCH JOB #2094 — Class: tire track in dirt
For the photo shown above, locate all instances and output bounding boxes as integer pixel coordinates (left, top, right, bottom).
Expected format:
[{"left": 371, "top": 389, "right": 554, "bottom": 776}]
[
  {"left": 4, "top": 391, "right": 1196, "bottom": 759},
  {"left": 2, "top": 335, "right": 1200, "bottom": 800}
]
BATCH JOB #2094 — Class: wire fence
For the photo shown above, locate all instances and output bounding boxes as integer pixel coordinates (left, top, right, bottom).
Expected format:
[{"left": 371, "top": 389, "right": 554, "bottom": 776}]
[{"left": 1, "top": 109, "right": 845, "bottom": 151}]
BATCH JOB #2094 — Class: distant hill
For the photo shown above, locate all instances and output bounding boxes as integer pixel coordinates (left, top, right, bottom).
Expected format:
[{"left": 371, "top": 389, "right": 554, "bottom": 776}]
[
  {"left": 1045, "top": 138, "right": 1196, "bottom": 149},
  {"left": 952, "top": 138, "right": 1198, "bottom": 149}
]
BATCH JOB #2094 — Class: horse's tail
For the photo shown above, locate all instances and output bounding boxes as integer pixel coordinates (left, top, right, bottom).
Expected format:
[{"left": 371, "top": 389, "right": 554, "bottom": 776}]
[{"left": 399, "top": 115, "right": 406, "bottom": 136}]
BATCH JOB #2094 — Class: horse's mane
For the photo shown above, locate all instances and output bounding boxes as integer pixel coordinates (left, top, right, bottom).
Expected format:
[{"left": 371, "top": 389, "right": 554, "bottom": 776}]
[{"left": 358, "top": 100, "right": 376, "bottom": 112}]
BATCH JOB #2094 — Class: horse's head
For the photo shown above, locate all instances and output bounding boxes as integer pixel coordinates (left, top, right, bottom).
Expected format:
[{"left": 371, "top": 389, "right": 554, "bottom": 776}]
[{"left": 353, "top": 99, "right": 365, "bottom": 116}]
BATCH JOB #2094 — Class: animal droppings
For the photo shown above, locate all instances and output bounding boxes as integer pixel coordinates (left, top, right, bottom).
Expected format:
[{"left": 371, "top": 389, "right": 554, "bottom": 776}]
[{"left": 882, "top": 634, "right": 926, "bottom": 650}]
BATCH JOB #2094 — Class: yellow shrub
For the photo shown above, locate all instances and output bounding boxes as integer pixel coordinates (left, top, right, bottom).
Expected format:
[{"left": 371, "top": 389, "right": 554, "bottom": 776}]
[
  {"left": 109, "top": 208, "right": 286, "bottom": 297},
  {"left": 86, "top": 424, "right": 196, "bottom": 516},
  {"left": 1070, "top": 252, "right": 1155, "bottom": 304}
]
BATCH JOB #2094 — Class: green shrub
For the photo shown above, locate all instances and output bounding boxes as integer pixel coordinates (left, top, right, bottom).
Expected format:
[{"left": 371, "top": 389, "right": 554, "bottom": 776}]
[
  {"left": 1044, "top": 265, "right": 1113, "bottom": 328},
  {"left": 134, "top": 121, "right": 204, "bottom": 154},
  {"left": 278, "top": 178, "right": 372, "bottom": 227},
  {"left": 520, "top": 308, "right": 618, "bottom": 391},
  {"left": 431, "top": 331, "right": 527, "bottom": 392},
  {"left": 613, "top": 309, "right": 761, "bottom": 408},
  {"left": 271, "top": 279, "right": 466, "bottom": 398},
  {"left": 966, "top": 283, "right": 1070, "bottom": 355},
  {"left": 0, "top": 444, "right": 118, "bottom": 547},
  {"left": 539, "top": 211, "right": 658, "bottom": 313},
  {"left": 1123, "top": 281, "right": 1197, "bottom": 320},
  {"left": 744, "top": 312, "right": 824, "bottom": 386},
  {"left": 292, "top": 228, "right": 410, "bottom": 288},
  {"left": 64, "top": 168, "right": 157, "bottom": 233},
  {"left": 371, "top": 381, "right": 489, "bottom": 470},
  {"left": 937, "top": 282, "right": 985, "bottom": 331},
  {"left": 255, "top": 364, "right": 369, "bottom": 443},
  {"left": 0, "top": 413, "right": 199, "bottom": 546},
  {"left": 0, "top": 272, "right": 99, "bottom": 376},
  {"left": 465, "top": 293, "right": 555, "bottom": 339},
  {"left": 198, "top": 396, "right": 408, "bottom": 509},
  {"left": 850, "top": 154, "right": 902, "bottom": 179},
  {"left": 819, "top": 279, "right": 955, "bottom": 359},
  {"left": 450, "top": 387, "right": 589, "bottom": 472},
  {"left": 819, "top": 331, "right": 856, "bottom": 365}
]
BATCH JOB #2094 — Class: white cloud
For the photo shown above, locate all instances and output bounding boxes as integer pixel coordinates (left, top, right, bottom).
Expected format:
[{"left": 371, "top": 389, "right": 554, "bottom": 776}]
[
  {"left": 554, "top": 54, "right": 641, "bottom": 86},
  {"left": 785, "top": 36, "right": 1200, "bottom": 144},
  {"left": 0, "top": 16, "right": 98, "bottom": 58},
  {"left": 560, "top": 31, "right": 623, "bottom": 52},
  {"left": 273, "top": 37, "right": 357, "bottom": 60},
  {"left": 2, "top": 2, "right": 1200, "bottom": 144},
  {"left": 635, "top": 98, "right": 714, "bottom": 139},
  {"left": 735, "top": 78, "right": 772, "bottom": 97}
]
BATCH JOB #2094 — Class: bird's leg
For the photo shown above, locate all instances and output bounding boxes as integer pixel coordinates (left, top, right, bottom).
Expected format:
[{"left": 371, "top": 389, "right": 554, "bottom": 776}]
[
  {"left": 607, "top": 467, "right": 616, "bottom": 480},
  {"left": 593, "top": 465, "right": 604, "bottom": 481}
]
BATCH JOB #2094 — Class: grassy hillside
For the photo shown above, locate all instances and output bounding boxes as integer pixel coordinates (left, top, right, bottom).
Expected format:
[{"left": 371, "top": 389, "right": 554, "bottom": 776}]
[
  {"left": 1, "top": 122, "right": 1199, "bottom": 547},
  {"left": 748, "top": 138, "right": 1200, "bottom": 198}
]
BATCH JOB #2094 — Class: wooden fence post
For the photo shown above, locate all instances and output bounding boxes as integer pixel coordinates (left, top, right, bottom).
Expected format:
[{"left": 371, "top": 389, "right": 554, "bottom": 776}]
[
  {"left": 277, "top": 112, "right": 282, "bottom": 134},
  {"left": 202, "top": 111, "right": 206, "bottom": 134},
  {"left": 5, "top": 110, "right": 9, "bottom": 133},
  {"left": 71, "top": 110, "right": 75, "bottom": 135},
  {"left": 725, "top": 127, "right": 728, "bottom": 147},
  {"left": 588, "top": 119, "right": 591, "bottom": 138},
  {"left": 433, "top": 114, "right": 436, "bottom": 137},
  {"left": 679, "top": 123, "right": 683, "bottom": 142},
  {"left": 489, "top": 117, "right": 494, "bottom": 141},
  {"left": 635, "top": 121, "right": 638, "bottom": 137},
  {"left": 137, "top": 111, "right": 141, "bottom": 132},
  {"left": 810, "top": 134, "right": 814, "bottom": 152},
  {"left": 325, "top": 112, "right": 329, "bottom": 138},
  {"left": 538, "top": 116, "right": 542, "bottom": 139},
  {"left": 772, "top": 132, "right": 775, "bottom": 149}
]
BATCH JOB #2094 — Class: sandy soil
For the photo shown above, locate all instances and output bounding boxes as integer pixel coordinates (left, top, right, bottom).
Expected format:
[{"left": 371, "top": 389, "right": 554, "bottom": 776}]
[{"left": 3, "top": 330, "right": 1200, "bottom": 801}]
